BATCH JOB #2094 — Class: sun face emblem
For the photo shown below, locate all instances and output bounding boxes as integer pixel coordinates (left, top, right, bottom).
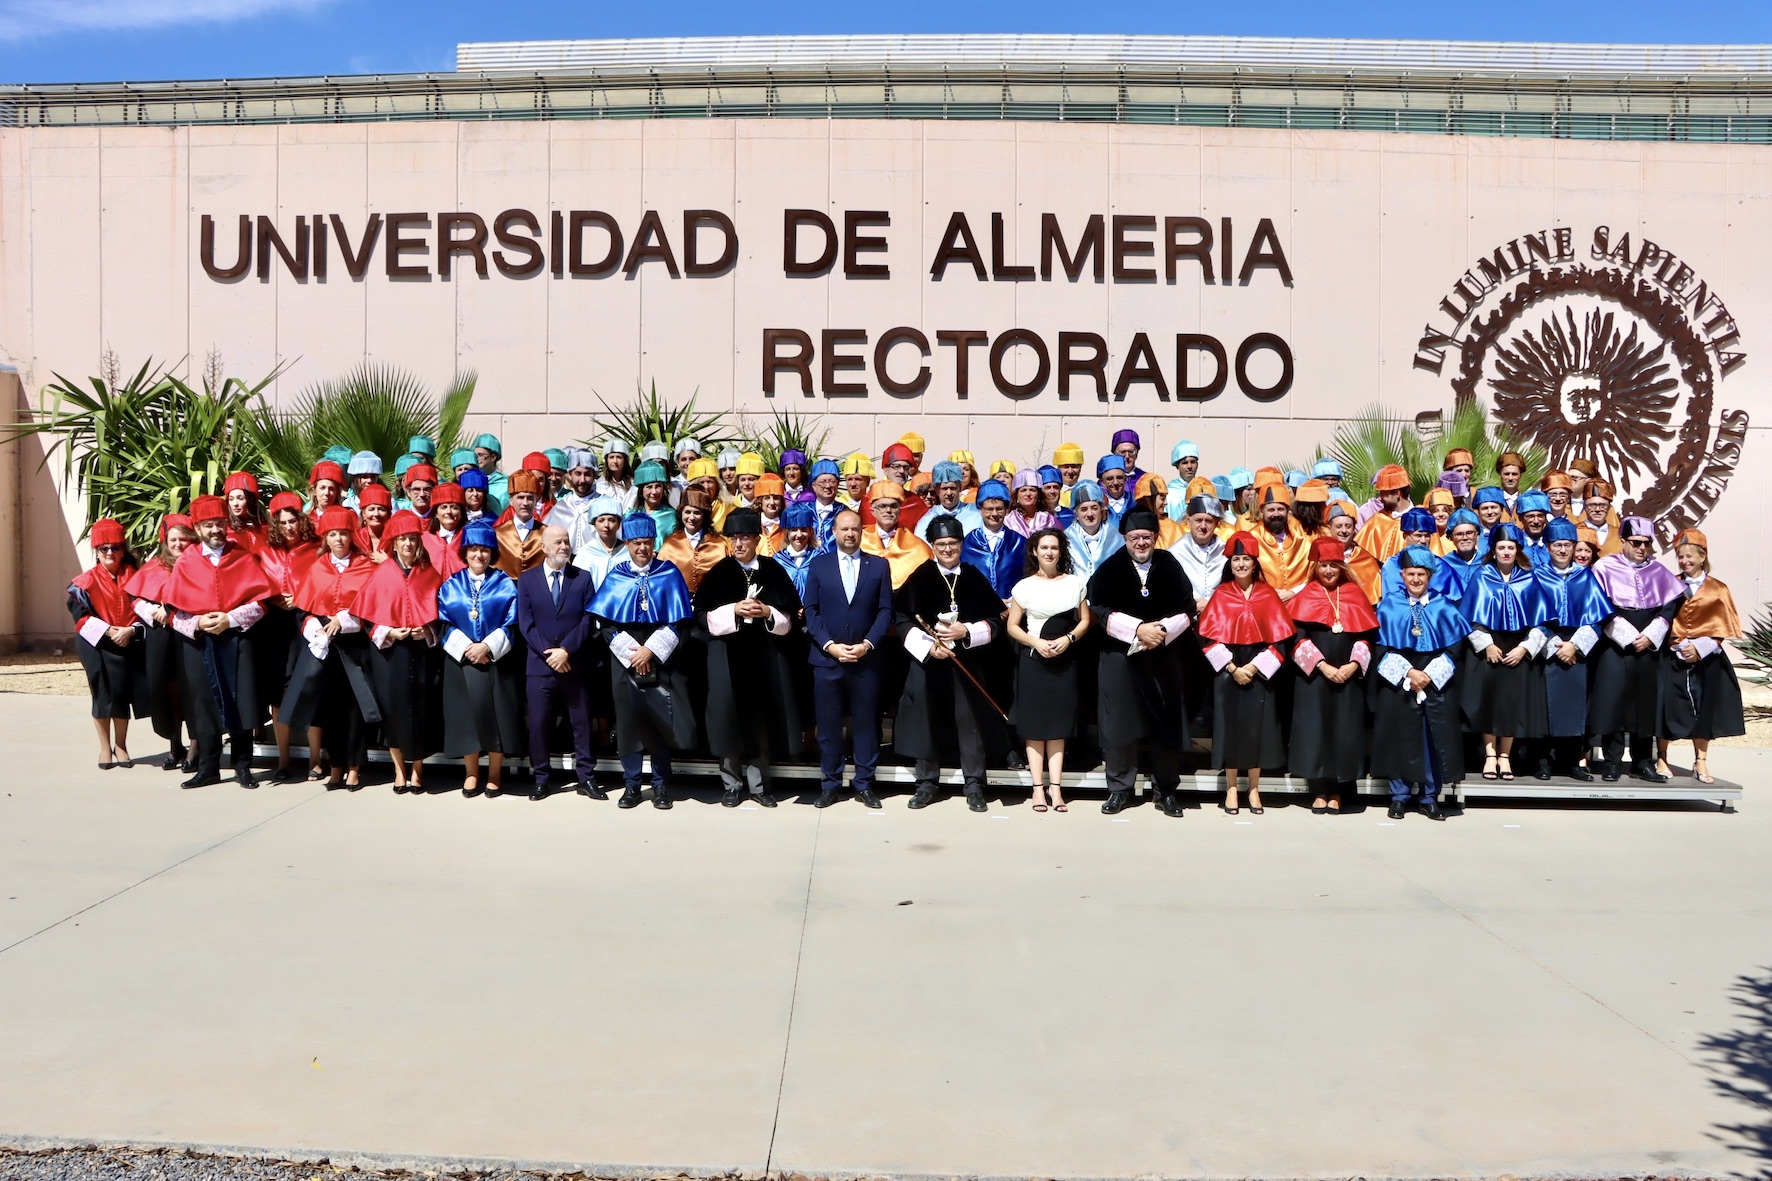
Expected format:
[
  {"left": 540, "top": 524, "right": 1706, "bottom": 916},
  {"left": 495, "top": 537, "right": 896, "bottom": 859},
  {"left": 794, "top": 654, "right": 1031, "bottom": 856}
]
[{"left": 1488, "top": 305, "right": 1679, "bottom": 492}]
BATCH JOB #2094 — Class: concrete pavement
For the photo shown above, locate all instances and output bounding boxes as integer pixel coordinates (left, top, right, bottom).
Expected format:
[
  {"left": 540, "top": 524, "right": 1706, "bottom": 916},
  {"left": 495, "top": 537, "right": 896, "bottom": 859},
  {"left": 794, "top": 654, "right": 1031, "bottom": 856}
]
[{"left": 2, "top": 690, "right": 1769, "bottom": 1179}]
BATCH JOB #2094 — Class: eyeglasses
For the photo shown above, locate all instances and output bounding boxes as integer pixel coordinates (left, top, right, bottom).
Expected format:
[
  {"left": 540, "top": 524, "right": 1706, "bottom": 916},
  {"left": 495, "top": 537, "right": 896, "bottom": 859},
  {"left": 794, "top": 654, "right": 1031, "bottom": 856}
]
[
  {"left": 1626, "top": 538, "right": 1652, "bottom": 547},
  {"left": 95, "top": 544, "right": 124, "bottom": 553}
]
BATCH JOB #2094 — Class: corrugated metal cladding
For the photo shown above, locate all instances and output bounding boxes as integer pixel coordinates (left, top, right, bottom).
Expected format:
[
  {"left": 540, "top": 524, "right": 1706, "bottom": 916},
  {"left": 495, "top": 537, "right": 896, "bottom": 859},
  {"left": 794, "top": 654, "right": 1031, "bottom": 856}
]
[{"left": 3, "top": 34, "right": 1770, "bottom": 142}]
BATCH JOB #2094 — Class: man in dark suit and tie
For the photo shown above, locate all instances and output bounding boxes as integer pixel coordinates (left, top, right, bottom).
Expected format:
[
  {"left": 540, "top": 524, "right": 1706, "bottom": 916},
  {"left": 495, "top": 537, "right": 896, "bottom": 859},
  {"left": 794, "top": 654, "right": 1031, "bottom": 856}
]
[
  {"left": 801, "top": 509, "right": 894, "bottom": 808},
  {"left": 517, "top": 526, "right": 601, "bottom": 800}
]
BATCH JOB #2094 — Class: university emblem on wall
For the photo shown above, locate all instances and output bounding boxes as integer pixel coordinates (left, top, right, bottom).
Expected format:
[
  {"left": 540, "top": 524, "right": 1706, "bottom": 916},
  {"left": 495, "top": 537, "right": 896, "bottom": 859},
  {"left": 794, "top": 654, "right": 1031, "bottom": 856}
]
[{"left": 1413, "top": 226, "right": 1748, "bottom": 541}]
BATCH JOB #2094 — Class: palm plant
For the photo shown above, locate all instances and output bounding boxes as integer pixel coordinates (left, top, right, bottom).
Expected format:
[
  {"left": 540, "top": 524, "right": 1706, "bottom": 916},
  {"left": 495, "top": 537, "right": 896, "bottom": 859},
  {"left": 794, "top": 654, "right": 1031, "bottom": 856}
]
[
  {"left": 247, "top": 362, "right": 476, "bottom": 493},
  {"left": 1738, "top": 608, "right": 1772, "bottom": 685},
  {"left": 585, "top": 381, "right": 735, "bottom": 457},
  {"left": 2, "top": 358, "right": 278, "bottom": 549},
  {"left": 1288, "top": 401, "right": 1548, "bottom": 500},
  {"left": 735, "top": 405, "right": 840, "bottom": 469}
]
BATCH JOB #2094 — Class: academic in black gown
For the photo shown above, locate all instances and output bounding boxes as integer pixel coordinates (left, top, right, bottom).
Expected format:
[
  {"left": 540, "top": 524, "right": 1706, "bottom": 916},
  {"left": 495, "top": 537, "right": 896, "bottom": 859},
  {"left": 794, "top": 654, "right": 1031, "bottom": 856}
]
[
  {"left": 1087, "top": 548, "right": 1196, "bottom": 754},
  {"left": 438, "top": 568, "right": 525, "bottom": 759},
  {"left": 1288, "top": 620, "right": 1374, "bottom": 782},
  {"left": 893, "top": 558, "right": 1013, "bottom": 765},
  {"left": 695, "top": 555, "right": 807, "bottom": 764}
]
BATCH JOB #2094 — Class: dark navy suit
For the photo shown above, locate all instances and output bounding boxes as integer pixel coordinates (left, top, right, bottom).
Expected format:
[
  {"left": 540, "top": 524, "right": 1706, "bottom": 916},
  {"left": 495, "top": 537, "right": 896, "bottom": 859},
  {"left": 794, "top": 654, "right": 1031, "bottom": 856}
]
[
  {"left": 801, "top": 546, "right": 894, "bottom": 793},
  {"left": 517, "top": 561, "right": 598, "bottom": 785}
]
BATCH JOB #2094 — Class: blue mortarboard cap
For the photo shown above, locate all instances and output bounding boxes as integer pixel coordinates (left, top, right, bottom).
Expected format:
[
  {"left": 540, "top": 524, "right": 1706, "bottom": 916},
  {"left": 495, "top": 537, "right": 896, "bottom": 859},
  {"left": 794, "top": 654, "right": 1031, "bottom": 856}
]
[
  {"left": 1285, "top": 469, "right": 1308, "bottom": 489},
  {"left": 1472, "top": 486, "right": 1507, "bottom": 507},
  {"left": 1211, "top": 475, "right": 1234, "bottom": 501},
  {"left": 1517, "top": 490, "right": 1552, "bottom": 515},
  {"left": 1071, "top": 481, "right": 1103, "bottom": 505},
  {"left": 1545, "top": 516, "right": 1579, "bottom": 543},
  {"left": 932, "top": 460, "right": 964, "bottom": 484},
  {"left": 1037, "top": 465, "right": 1062, "bottom": 484},
  {"left": 1447, "top": 508, "right": 1480, "bottom": 530},
  {"left": 1095, "top": 455, "right": 1127, "bottom": 476},
  {"left": 782, "top": 503, "right": 816, "bottom": 529},
  {"left": 348, "top": 450, "right": 382, "bottom": 476},
  {"left": 1400, "top": 507, "right": 1437, "bottom": 533},
  {"left": 1488, "top": 522, "right": 1528, "bottom": 548},
  {"left": 459, "top": 520, "right": 499, "bottom": 557},
  {"left": 457, "top": 469, "right": 488, "bottom": 491},
  {"left": 1170, "top": 440, "right": 1199, "bottom": 463},
  {"left": 586, "top": 496, "right": 623, "bottom": 520},
  {"left": 1397, "top": 545, "right": 1441, "bottom": 571},
  {"left": 976, "top": 479, "right": 1011, "bottom": 505},
  {"left": 1229, "top": 467, "right": 1255, "bottom": 490},
  {"left": 620, "top": 513, "right": 658, "bottom": 541},
  {"left": 1312, "top": 458, "right": 1342, "bottom": 479},
  {"left": 810, "top": 458, "right": 841, "bottom": 481}
]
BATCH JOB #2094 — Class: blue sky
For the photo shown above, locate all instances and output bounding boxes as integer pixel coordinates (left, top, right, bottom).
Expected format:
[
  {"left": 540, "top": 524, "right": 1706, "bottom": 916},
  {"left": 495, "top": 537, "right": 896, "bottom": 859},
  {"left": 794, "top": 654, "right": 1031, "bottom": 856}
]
[{"left": 1, "top": 0, "right": 1766, "bottom": 85}]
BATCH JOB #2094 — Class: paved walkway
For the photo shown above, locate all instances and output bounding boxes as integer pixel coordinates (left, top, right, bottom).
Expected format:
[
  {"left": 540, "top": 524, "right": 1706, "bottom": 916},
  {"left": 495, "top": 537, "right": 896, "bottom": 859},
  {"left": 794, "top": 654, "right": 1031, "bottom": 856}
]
[{"left": 2, "top": 690, "right": 1769, "bottom": 1179}]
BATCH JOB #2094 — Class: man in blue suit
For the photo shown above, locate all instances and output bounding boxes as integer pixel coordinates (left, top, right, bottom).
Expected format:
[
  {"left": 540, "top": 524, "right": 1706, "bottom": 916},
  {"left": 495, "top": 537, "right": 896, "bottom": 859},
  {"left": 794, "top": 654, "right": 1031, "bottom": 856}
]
[
  {"left": 517, "top": 526, "right": 601, "bottom": 801},
  {"left": 801, "top": 508, "right": 894, "bottom": 808}
]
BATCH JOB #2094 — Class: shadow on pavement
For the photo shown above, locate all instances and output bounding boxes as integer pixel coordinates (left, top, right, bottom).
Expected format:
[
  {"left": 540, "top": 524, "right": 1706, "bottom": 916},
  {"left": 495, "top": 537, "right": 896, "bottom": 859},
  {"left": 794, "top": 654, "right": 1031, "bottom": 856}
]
[{"left": 1699, "top": 966, "right": 1772, "bottom": 1169}]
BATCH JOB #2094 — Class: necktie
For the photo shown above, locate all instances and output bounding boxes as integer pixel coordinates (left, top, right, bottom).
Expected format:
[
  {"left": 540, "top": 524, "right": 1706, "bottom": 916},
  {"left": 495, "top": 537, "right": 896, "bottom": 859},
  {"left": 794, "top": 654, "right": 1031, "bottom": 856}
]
[
  {"left": 550, "top": 569, "right": 562, "bottom": 606},
  {"left": 842, "top": 553, "right": 858, "bottom": 602}
]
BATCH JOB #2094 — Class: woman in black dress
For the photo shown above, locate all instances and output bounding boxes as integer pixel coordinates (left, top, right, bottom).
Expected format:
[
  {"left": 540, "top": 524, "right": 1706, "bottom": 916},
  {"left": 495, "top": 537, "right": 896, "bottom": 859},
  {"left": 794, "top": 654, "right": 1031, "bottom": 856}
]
[
  {"left": 354, "top": 510, "right": 444, "bottom": 792},
  {"left": 281, "top": 507, "right": 379, "bottom": 791},
  {"left": 1460, "top": 523, "right": 1553, "bottom": 781},
  {"left": 1196, "top": 532, "right": 1296, "bottom": 814},
  {"left": 1286, "top": 537, "right": 1379, "bottom": 813},
  {"left": 125, "top": 514, "right": 196, "bottom": 770},
  {"left": 1005, "top": 528, "right": 1092, "bottom": 812},
  {"left": 437, "top": 520, "right": 524, "bottom": 796},
  {"left": 68, "top": 518, "right": 146, "bottom": 768},
  {"left": 1658, "top": 529, "right": 1745, "bottom": 784}
]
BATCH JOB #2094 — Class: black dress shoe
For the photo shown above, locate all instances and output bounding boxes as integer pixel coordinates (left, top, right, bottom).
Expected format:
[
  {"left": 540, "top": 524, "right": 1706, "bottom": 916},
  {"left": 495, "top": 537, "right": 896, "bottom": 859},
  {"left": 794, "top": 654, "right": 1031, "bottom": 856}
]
[
  {"left": 161, "top": 750, "right": 183, "bottom": 771},
  {"left": 1633, "top": 761, "right": 1670, "bottom": 784},
  {"left": 855, "top": 788, "right": 884, "bottom": 810},
  {"left": 1387, "top": 802, "right": 1408, "bottom": 819},
  {"left": 530, "top": 783, "right": 550, "bottom": 801},
  {"left": 652, "top": 785, "right": 673, "bottom": 810},
  {"left": 1568, "top": 765, "right": 1595, "bottom": 782},
  {"left": 965, "top": 792, "right": 988, "bottom": 813},
  {"left": 618, "top": 785, "right": 643, "bottom": 809},
  {"left": 1422, "top": 800, "right": 1446, "bottom": 821},
  {"left": 1101, "top": 791, "right": 1128, "bottom": 815},
  {"left": 234, "top": 767, "right": 259, "bottom": 789},
  {"left": 577, "top": 781, "right": 609, "bottom": 801},
  {"left": 906, "top": 789, "right": 936, "bottom": 810},
  {"left": 753, "top": 789, "right": 777, "bottom": 808},
  {"left": 722, "top": 785, "right": 745, "bottom": 807},
  {"left": 1601, "top": 762, "right": 1623, "bottom": 782},
  {"left": 1004, "top": 753, "right": 1028, "bottom": 771},
  {"left": 180, "top": 757, "right": 198, "bottom": 773},
  {"left": 1534, "top": 760, "right": 1554, "bottom": 782},
  {"left": 182, "top": 771, "right": 220, "bottom": 789},
  {"left": 1156, "top": 790, "right": 1185, "bottom": 818},
  {"left": 814, "top": 789, "right": 839, "bottom": 809}
]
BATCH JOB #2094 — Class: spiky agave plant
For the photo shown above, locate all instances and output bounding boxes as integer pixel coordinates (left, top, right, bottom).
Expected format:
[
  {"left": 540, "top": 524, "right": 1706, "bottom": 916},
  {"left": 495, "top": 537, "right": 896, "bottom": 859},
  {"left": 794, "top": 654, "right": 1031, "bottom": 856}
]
[
  {"left": 585, "top": 380, "right": 735, "bottom": 457},
  {"left": 1290, "top": 401, "right": 1549, "bottom": 501},
  {"left": 248, "top": 363, "right": 476, "bottom": 492},
  {"left": 3, "top": 358, "right": 279, "bottom": 550},
  {"left": 735, "top": 405, "right": 839, "bottom": 470},
  {"left": 1738, "top": 607, "right": 1772, "bottom": 685}
]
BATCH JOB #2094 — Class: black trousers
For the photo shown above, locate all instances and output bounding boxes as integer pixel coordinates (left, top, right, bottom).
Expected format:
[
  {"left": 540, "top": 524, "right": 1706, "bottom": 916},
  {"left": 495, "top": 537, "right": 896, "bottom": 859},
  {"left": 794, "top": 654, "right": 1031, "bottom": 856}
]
[
  {"left": 528, "top": 670, "right": 595, "bottom": 784},
  {"left": 1601, "top": 731, "right": 1655, "bottom": 768},
  {"left": 1104, "top": 744, "right": 1181, "bottom": 794},
  {"left": 913, "top": 685, "right": 986, "bottom": 792},
  {"left": 195, "top": 729, "right": 253, "bottom": 776}
]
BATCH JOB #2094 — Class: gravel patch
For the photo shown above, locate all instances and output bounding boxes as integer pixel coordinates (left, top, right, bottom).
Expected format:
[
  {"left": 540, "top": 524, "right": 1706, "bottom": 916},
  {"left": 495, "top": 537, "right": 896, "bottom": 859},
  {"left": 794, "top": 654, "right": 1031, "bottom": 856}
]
[
  {"left": 0, "top": 1146, "right": 728, "bottom": 1181},
  {"left": 0, "top": 652, "right": 85, "bottom": 697}
]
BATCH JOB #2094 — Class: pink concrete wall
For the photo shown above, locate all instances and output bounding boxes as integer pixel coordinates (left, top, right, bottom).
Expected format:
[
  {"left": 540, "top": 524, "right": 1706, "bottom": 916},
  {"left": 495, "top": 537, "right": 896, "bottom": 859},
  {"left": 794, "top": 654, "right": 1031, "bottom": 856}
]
[{"left": 1, "top": 119, "right": 1766, "bottom": 641}]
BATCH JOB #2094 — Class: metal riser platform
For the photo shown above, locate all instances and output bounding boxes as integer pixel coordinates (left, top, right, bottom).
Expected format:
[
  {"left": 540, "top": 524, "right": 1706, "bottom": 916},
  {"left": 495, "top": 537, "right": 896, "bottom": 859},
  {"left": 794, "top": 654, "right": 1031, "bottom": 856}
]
[{"left": 252, "top": 745, "right": 1739, "bottom": 810}]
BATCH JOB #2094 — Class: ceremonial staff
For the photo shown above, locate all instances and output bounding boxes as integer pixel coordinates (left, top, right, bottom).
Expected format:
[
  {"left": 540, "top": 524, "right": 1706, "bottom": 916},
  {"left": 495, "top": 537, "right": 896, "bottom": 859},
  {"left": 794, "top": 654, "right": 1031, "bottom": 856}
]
[{"left": 913, "top": 613, "right": 1011, "bottom": 723}]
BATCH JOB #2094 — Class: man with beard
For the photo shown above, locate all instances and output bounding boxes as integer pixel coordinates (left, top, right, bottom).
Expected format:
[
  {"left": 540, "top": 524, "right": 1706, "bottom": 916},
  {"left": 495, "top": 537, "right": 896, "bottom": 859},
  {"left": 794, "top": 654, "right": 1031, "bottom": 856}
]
[
  {"left": 695, "top": 508, "right": 804, "bottom": 807},
  {"left": 163, "top": 495, "right": 277, "bottom": 788},
  {"left": 547, "top": 448, "right": 602, "bottom": 533},
  {"left": 1252, "top": 483, "right": 1311, "bottom": 598},
  {"left": 494, "top": 470, "right": 550, "bottom": 577},
  {"left": 1355, "top": 464, "right": 1414, "bottom": 552},
  {"left": 1088, "top": 508, "right": 1197, "bottom": 817},
  {"left": 1516, "top": 490, "right": 1553, "bottom": 566},
  {"left": 894, "top": 515, "right": 1010, "bottom": 812}
]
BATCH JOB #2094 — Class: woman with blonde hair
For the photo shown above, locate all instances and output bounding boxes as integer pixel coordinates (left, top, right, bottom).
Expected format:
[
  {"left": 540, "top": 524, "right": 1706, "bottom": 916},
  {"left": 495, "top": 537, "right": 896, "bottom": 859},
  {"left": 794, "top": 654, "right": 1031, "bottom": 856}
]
[{"left": 1657, "top": 530, "right": 1744, "bottom": 784}]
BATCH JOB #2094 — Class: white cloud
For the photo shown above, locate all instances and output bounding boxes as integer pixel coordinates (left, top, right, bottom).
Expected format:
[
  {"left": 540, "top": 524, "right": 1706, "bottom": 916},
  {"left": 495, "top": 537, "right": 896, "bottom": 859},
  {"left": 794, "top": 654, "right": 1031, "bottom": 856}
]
[{"left": 0, "top": 0, "right": 339, "bottom": 41}]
